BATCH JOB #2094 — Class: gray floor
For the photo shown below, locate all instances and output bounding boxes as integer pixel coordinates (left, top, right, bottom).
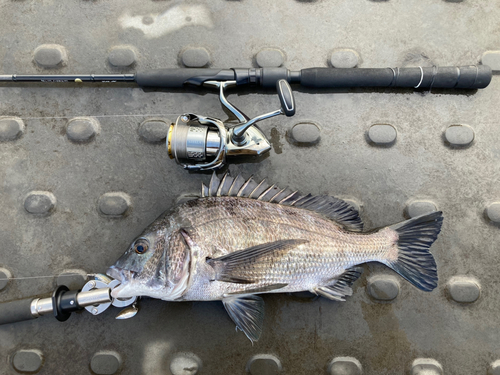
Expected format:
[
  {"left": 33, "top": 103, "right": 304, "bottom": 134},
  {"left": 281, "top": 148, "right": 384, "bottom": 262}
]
[{"left": 0, "top": 1, "right": 499, "bottom": 374}]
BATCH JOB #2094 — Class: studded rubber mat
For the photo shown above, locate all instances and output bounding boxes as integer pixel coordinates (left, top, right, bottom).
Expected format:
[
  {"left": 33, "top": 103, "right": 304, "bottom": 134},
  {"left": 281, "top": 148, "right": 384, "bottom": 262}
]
[{"left": 1, "top": 1, "right": 499, "bottom": 375}]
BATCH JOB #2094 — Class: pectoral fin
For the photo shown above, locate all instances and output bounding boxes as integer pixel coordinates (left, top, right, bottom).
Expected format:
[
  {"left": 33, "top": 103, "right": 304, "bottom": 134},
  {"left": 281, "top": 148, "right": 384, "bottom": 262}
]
[
  {"left": 312, "top": 266, "right": 363, "bottom": 301},
  {"left": 207, "top": 239, "right": 308, "bottom": 284},
  {"left": 222, "top": 294, "right": 265, "bottom": 343}
]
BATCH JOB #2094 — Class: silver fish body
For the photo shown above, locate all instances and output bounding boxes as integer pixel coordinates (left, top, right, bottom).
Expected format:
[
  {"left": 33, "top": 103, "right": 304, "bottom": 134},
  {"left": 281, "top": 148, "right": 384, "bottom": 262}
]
[
  {"left": 171, "top": 197, "right": 396, "bottom": 300},
  {"left": 107, "top": 173, "right": 443, "bottom": 342}
]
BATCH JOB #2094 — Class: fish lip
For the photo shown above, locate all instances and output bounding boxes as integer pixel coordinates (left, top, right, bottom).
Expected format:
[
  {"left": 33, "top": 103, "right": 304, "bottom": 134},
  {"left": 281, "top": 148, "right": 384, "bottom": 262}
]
[
  {"left": 107, "top": 267, "right": 134, "bottom": 299},
  {"left": 106, "top": 266, "right": 124, "bottom": 282},
  {"left": 106, "top": 267, "right": 137, "bottom": 283},
  {"left": 111, "top": 283, "right": 126, "bottom": 299}
]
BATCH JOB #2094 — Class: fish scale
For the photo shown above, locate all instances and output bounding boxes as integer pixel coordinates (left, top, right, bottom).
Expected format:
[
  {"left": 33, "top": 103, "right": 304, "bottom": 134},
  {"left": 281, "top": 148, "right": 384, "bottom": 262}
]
[{"left": 175, "top": 197, "right": 394, "bottom": 300}]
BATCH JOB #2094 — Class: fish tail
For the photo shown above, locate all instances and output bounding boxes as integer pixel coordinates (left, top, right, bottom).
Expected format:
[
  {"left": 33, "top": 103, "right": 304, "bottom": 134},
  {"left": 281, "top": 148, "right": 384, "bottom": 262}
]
[{"left": 384, "top": 211, "right": 443, "bottom": 292}]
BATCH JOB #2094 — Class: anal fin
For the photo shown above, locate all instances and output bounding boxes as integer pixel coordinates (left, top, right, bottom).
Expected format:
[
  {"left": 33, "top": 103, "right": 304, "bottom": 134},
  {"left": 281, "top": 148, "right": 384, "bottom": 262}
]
[
  {"left": 222, "top": 295, "right": 265, "bottom": 343},
  {"left": 312, "top": 266, "right": 363, "bottom": 302}
]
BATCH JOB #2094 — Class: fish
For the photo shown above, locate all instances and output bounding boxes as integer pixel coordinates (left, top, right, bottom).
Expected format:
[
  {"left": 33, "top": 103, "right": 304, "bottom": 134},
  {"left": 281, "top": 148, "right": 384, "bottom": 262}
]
[{"left": 107, "top": 173, "right": 443, "bottom": 342}]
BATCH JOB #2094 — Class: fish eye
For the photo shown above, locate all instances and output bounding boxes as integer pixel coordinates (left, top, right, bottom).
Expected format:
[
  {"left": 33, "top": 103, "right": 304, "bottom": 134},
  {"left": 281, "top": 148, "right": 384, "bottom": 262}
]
[{"left": 133, "top": 238, "right": 150, "bottom": 254}]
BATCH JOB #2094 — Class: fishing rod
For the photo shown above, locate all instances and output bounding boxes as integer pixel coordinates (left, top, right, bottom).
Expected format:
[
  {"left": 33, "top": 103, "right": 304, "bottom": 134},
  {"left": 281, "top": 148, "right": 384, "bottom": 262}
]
[
  {"left": 1, "top": 65, "right": 492, "bottom": 170},
  {"left": 0, "top": 274, "right": 138, "bottom": 325},
  {"left": 0, "top": 65, "right": 491, "bottom": 89}
]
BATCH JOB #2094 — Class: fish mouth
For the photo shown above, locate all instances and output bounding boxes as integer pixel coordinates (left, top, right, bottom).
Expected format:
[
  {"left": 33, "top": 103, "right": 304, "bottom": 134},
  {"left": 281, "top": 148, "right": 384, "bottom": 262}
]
[
  {"left": 106, "top": 266, "right": 136, "bottom": 283},
  {"left": 106, "top": 266, "right": 138, "bottom": 299},
  {"left": 106, "top": 266, "right": 124, "bottom": 282}
]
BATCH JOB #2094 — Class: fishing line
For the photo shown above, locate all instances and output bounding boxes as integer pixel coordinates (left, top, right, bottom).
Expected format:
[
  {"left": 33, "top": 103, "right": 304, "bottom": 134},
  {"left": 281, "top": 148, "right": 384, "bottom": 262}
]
[
  {"left": 0, "top": 273, "right": 97, "bottom": 282},
  {"left": 9, "top": 113, "right": 182, "bottom": 121}
]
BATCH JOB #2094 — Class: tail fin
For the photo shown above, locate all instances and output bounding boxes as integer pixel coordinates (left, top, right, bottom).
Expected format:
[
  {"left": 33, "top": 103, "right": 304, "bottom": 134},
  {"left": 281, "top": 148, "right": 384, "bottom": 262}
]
[{"left": 385, "top": 211, "right": 443, "bottom": 292}]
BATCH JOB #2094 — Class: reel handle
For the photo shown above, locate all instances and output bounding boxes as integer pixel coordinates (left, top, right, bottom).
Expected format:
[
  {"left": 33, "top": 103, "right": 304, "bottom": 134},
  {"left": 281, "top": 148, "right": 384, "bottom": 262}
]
[{"left": 277, "top": 79, "right": 295, "bottom": 117}]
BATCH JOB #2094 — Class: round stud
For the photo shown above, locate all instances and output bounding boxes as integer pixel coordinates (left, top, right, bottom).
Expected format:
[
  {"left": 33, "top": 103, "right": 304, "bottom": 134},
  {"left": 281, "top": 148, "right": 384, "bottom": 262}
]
[
  {"left": 447, "top": 276, "right": 480, "bottom": 303},
  {"left": 24, "top": 191, "right": 56, "bottom": 216},
  {"left": 367, "top": 124, "right": 397, "bottom": 145},
  {"left": 328, "top": 357, "right": 362, "bottom": 375},
  {"left": 90, "top": 351, "right": 122, "bottom": 375},
  {"left": 66, "top": 117, "right": 100, "bottom": 143},
  {"left": 0, "top": 117, "right": 25, "bottom": 141},
  {"left": 288, "top": 122, "right": 321, "bottom": 146},
  {"left": 33, "top": 44, "right": 67, "bottom": 68},
  {"left": 247, "top": 354, "right": 282, "bottom": 375},
  {"left": 138, "top": 119, "right": 171, "bottom": 142},
  {"left": 108, "top": 47, "right": 136, "bottom": 67},
  {"left": 485, "top": 203, "right": 500, "bottom": 223},
  {"left": 367, "top": 275, "right": 400, "bottom": 301},
  {"left": 481, "top": 51, "right": 500, "bottom": 72},
  {"left": 330, "top": 49, "right": 360, "bottom": 68},
  {"left": 98, "top": 192, "right": 131, "bottom": 217},
  {"left": 12, "top": 349, "right": 43, "bottom": 373},
  {"left": 0, "top": 268, "right": 12, "bottom": 291},
  {"left": 405, "top": 200, "right": 437, "bottom": 219},
  {"left": 444, "top": 125, "right": 474, "bottom": 147},
  {"left": 181, "top": 47, "right": 211, "bottom": 68},
  {"left": 170, "top": 352, "right": 202, "bottom": 375},
  {"left": 255, "top": 48, "right": 285, "bottom": 68},
  {"left": 411, "top": 358, "right": 443, "bottom": 375}
]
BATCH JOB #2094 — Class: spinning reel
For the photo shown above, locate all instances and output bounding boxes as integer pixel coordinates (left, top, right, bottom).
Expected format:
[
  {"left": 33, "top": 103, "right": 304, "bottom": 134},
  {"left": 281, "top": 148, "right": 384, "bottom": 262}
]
[{"left": 167, "top": 79, "right": 295, "bottom": 170}]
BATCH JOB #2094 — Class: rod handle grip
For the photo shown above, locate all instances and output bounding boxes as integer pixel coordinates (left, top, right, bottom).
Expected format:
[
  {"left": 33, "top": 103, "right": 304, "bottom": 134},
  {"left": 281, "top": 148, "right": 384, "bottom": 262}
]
[
  {"left": 300, "top": 65, "right": 492, "bottom": 89},
  {"left": 0, "top": 298, "right": 36, "bottom": 325}
]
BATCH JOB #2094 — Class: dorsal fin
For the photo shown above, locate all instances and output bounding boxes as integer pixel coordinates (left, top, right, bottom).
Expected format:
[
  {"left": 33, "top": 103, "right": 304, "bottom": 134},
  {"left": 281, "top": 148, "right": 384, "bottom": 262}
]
[
  {"left": 228, "top": 174, "right": 246, "bottom": 196},
  {"left": 208, "top": 173, "right": 220, "bottom": 197},
  {"left": 217, "top": 173, "right": 233, "bottom": 196},
  {"left": 205, "top": 172, "right": 363, "bottom": 231}
]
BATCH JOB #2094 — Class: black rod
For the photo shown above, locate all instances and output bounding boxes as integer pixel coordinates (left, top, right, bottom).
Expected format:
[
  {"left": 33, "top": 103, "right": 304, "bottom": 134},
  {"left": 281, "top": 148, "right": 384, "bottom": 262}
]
[
  {"left": 0, "top": 74, "right": 135, "bottom": 82},
  {"left": 0, "top": 65, "right": 492, "bottom": 89}
]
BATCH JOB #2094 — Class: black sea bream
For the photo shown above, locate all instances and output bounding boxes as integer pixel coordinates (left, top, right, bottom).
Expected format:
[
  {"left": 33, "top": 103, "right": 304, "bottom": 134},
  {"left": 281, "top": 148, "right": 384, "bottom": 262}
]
[{"left": 107, "top": 173, "right": 443, "bottom": 342}]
